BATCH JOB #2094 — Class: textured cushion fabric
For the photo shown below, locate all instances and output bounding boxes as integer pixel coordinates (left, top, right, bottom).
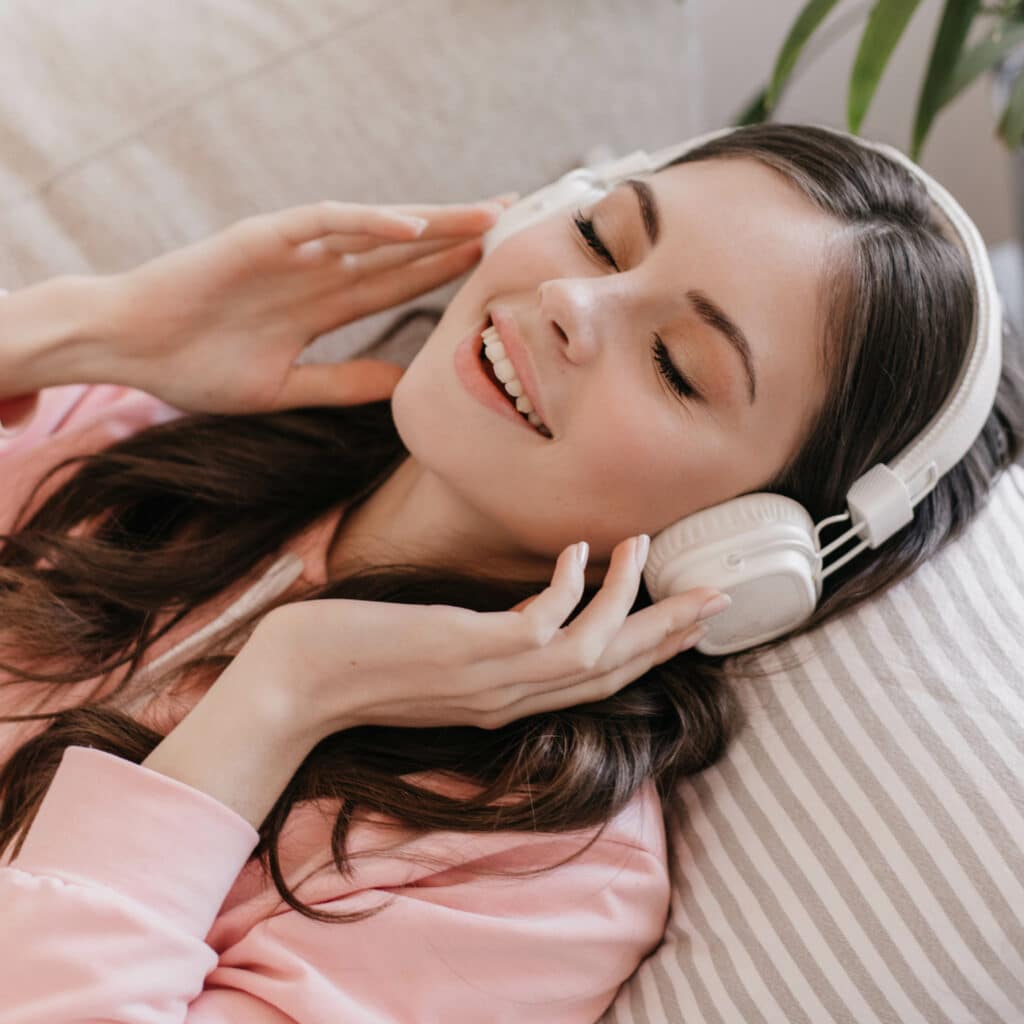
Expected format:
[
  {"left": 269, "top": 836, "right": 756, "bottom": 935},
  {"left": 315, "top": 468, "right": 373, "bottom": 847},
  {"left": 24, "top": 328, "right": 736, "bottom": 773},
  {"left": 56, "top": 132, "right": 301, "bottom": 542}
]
[
  {"left": 597, "top": 463, "right": 1024, "bottom": 1024},
  {"left": 2, "top": 4, "right": 1023, "bottom": 1022}
]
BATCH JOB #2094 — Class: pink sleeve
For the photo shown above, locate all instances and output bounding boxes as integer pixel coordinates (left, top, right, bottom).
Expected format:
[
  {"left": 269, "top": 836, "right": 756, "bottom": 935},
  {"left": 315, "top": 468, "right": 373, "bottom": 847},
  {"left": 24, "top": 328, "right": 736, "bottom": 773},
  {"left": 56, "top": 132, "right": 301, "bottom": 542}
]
[
  {"left": 0, "top": 747, "right": 670, "bottom": 1023},
  {"left": 0, "top": 382, "right": 186, "bottom": 534},
  {"left": 0, "top": 390, "right": 42, "bottom": 438},
  {"left": 0, "top": 747, "right": 260, "bottom": 1022}
]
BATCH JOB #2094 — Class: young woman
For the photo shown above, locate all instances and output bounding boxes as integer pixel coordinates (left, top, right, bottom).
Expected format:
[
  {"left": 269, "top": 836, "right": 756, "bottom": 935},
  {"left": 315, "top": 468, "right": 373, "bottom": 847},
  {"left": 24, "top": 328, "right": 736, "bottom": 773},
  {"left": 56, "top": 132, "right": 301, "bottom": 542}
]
[{"left": 0, "top": 122, "right": 1020, "bottom": 1022}]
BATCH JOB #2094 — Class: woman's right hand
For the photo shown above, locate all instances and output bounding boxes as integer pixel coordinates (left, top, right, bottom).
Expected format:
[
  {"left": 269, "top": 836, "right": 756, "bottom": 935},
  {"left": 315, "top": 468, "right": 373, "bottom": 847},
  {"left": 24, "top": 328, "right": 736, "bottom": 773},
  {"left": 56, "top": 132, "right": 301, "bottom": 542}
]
[{"left": 83, "top": 196, "right": 514, "bottom": 416}]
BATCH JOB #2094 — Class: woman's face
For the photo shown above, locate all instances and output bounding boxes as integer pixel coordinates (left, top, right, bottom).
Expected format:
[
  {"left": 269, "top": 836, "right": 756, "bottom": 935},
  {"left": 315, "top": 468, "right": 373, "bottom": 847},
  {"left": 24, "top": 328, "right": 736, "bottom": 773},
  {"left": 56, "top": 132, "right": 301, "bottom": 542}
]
[{"left": 387, "top": 156, "right": 839, "bottom": 578}]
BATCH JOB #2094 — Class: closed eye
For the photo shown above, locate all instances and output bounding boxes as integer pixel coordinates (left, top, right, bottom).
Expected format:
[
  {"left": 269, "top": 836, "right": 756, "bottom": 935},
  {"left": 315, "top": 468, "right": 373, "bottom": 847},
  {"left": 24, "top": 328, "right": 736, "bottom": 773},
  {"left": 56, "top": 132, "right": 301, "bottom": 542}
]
[
  {"left": 571, "top": 209, "right": 703, "bottom": 404},
  {"left": 572, "top": 209, "right": 620, "bottom": 271}
]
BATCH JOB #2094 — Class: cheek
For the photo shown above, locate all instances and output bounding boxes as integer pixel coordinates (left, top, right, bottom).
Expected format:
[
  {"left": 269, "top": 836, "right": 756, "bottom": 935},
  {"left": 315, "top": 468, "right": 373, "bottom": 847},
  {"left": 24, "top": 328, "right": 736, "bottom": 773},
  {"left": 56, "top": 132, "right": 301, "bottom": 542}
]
[
  {"left": 389, "top": 344, "right": 458, "bottom": 456},
  {"left": 387, "top": 368, "right": 424, "bottom": 455},
  {"left": 573, "top": 405, "right": 680, "bottom": 495}
]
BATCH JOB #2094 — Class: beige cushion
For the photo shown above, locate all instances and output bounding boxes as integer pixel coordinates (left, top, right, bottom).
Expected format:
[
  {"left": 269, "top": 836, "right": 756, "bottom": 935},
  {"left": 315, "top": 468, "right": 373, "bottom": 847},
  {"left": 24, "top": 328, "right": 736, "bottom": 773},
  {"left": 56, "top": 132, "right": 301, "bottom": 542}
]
[{"left": 604, "top": 464, "right": 1024, "bottom": 1023}]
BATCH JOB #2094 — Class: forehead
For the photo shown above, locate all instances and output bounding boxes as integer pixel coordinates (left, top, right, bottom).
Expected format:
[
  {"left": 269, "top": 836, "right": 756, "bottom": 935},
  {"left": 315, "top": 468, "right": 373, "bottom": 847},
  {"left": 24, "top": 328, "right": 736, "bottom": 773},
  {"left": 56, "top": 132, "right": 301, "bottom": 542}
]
[{"left": 642, "top": 156, "right": 840, "bottom": 292}]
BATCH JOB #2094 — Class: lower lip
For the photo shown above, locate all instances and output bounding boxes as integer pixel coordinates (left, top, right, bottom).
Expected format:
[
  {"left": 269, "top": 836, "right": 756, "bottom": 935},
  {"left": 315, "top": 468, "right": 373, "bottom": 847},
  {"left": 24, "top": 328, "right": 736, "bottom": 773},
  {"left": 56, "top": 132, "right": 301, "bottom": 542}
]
[{"left": 455, "top": 319, "right": 543, "bottom": 435}]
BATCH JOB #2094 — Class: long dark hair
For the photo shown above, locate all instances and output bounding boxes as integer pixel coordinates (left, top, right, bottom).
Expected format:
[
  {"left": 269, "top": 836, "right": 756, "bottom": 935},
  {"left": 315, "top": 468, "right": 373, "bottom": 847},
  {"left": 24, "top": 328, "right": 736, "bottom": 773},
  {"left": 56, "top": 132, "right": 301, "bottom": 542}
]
[{"left": 2, "top": 123, "right": 1021, "bottom": 924}]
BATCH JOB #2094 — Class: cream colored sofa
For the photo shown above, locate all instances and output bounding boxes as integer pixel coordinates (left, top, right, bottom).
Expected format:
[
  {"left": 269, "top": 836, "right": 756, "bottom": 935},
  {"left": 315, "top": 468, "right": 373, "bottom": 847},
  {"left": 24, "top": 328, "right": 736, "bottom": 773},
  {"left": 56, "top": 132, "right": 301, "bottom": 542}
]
[
  {"left": 0, "top": 0, "right": 693, "bottom": 361},
  {"left": 3, "top": 4, "right": 1022, "bottom": 1022}
]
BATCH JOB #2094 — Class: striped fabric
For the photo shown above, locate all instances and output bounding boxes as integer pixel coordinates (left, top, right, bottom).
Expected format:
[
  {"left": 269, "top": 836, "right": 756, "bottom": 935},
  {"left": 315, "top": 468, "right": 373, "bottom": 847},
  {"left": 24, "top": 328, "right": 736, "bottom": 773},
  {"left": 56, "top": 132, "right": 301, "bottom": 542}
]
[{"left": 603, "top": 463, "right": 1024, "bottom": 1024}]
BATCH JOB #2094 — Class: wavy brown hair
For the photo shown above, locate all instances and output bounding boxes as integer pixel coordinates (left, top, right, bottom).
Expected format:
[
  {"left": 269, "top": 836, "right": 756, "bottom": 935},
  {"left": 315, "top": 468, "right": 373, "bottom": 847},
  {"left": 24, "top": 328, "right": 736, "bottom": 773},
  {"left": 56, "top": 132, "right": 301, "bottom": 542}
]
[{"left": 2, "top": 123, "right": 1022, "bottom": 924}]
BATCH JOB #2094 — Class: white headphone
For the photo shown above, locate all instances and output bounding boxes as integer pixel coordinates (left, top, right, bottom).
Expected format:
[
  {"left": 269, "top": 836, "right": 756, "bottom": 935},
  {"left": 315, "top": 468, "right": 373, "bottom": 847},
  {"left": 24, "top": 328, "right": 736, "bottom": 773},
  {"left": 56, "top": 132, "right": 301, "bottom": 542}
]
[{"left": 481, "top": 125, "right": 1004, "bottom": 655}]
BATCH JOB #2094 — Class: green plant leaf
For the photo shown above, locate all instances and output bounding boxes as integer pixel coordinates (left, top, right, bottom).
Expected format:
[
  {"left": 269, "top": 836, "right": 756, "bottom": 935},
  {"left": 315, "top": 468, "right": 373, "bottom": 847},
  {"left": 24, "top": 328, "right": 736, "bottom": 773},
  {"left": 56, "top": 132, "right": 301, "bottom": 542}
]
[
  {"left": 848, "top": 0, "right": 926, "bottom": 133},
  {"left": 767, "top": 0, "right": 846, "bottom": 111},
  {"left": 733, "top": 86, "right": 771, "bottom": 126},
  {"left": 911, "top": 0, "right": 980, "bottom": 159},
  {"left": 942, "top": 21, "right": 1024, "bottom": 108},
  {"left": 998, "top": 68, "right": 1024, "bottom": 147}
]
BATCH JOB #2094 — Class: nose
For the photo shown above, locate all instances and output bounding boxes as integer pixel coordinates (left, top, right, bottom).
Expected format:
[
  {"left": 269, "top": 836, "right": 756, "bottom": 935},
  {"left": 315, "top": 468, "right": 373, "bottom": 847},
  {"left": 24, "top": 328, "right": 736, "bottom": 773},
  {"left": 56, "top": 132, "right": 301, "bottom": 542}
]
[{"left": 538, "top": 277, "right": 634, "bottom": 361}]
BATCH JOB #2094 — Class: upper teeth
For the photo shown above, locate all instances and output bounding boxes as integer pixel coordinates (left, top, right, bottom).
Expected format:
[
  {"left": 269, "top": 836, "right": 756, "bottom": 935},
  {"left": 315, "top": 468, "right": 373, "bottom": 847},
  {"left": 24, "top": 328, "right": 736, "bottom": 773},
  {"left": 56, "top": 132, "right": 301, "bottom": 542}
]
[{"left": 481, "top": 324, "right": 551, "bottom": 435}]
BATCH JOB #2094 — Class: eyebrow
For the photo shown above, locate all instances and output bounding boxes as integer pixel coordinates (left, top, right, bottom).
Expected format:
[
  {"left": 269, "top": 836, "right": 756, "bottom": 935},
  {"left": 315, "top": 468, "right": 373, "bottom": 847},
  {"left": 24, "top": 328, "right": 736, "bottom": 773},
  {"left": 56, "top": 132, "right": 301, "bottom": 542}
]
[{"left": 621, "top": 178, "right": 758, "bottom": 405}]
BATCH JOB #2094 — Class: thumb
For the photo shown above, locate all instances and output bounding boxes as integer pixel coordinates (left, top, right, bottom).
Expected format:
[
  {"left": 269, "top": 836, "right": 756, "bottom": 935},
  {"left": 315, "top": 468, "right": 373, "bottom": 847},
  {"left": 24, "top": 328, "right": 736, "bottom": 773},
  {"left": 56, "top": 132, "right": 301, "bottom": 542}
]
[
  {"left": 510, "top": 594, "right": 542, "bottom": 613},
  {"left": 274, "top": 359, "right": 405, "bottom": 410}
]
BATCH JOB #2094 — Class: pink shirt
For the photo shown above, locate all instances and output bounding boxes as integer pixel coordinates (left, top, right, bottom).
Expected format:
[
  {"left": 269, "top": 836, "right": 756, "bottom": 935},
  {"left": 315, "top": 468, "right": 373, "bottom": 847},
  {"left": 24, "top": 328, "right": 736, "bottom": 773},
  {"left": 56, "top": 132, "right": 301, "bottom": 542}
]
[{"left": 0, "top": 377, "right": 670, "bottom": 1022}]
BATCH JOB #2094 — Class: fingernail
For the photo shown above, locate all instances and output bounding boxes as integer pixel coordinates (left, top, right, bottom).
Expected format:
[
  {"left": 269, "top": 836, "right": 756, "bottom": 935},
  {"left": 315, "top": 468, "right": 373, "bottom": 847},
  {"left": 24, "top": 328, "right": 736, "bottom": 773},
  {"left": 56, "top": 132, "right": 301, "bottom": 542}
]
[
  {"left": 401, "top": 216, "right": 429, "bottom": 235},
  {"left": 575, "top": 541, "right": 590, "bottom": 568},
  {"left": 634, "top": 534, "right": 650, "bottom": 570},
  {"left": 697, "top": 593, "right": 732, "bottom": 621},
  {"left": 477, "top": 201, "right": 505, "bottom": 218}
]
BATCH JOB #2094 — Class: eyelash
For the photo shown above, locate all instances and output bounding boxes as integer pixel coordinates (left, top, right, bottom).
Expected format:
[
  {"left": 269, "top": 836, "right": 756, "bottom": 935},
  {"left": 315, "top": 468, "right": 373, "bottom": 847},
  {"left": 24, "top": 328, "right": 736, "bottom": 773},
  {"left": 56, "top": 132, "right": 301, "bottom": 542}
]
[{"left": 571, "top": 210, "right": 700, "bottom": 403}]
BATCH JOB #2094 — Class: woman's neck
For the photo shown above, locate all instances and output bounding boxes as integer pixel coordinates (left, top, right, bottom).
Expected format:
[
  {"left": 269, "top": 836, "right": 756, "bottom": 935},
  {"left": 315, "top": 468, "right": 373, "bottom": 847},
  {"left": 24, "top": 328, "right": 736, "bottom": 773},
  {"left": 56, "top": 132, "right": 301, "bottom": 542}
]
[
  {"left": 323, "top": 458, "right": 415, "bottom": 577},
  {"left": 322, "top": 456, "right": 555, "bottom": 584}
]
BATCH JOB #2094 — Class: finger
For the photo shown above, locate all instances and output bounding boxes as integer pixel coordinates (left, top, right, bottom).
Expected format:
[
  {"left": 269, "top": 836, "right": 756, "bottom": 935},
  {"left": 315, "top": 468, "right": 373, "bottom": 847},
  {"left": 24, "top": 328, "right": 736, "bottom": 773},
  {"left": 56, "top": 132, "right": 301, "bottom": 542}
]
[
  {"left": 325, "top": 236, "right": 467, "bottom": 272},
  {"left": 337, "top": 195, "right": 516, "bottom": 251},
  {"left": 563, "top": 585, "right": 708, "bottom": 667},
  {"left": 288, "top": 199, "right": 514, "bottom": 264},
  {"left": 455, "top": 543, "right": 588, "bottom": 663},
  {"left": 432, "top": 540, "right": 585, "bottom": 667},
  {"left": 507, "top": 536, "right": 644, "bottom": 675},
  {"left": 310, "top": 193, "right": 517, "bottom": 254},
  {"left": 594, "top": 588, "right": 723, "bottom": 669},
  {"left": 552, "top": 537, "right": 721, "bottom": 675},
  {"left": 377, "top": 202, "right": 508, "bottom": 240},
  {"left": 273, "top": 358, "right": 405, "bottom": 412},
  {"left": 278, "top": 199, "right": 507, "bottom": 248},
  {"left": 483, "top": 623, "right": 709, "bottom": 728},
  {"left": 269, "top": 201, "right": 430, "bottom": 247},
  {"left": 495, "top": 577, "right": 720, "bottom": 698},
  {"left": 312, "top": 238, "right": 484, "bottom": 324},
  {"left": 297, "top": 233, "right": 478, "bottom": 262},
  {"left": 384, "top": 192, "right": 516, "bottom": 217},
  {"left": 505, "top": 543, "right": 591, "bottom": 648}
]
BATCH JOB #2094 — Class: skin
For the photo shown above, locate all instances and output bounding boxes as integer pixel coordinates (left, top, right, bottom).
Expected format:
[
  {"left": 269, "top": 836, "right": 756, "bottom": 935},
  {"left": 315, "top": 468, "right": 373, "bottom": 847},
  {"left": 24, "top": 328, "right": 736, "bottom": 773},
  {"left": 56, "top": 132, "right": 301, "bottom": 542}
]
[{"left": 326, "top": 157, "right": 838, "bottom": 589}]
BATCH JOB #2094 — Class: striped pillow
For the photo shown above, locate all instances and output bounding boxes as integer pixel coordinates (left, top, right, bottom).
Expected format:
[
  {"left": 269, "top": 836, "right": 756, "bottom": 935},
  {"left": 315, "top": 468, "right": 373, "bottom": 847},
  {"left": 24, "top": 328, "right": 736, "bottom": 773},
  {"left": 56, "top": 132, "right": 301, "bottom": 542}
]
[{"left": 602, "top": 463, "right": 1024, "bottom": 1024}]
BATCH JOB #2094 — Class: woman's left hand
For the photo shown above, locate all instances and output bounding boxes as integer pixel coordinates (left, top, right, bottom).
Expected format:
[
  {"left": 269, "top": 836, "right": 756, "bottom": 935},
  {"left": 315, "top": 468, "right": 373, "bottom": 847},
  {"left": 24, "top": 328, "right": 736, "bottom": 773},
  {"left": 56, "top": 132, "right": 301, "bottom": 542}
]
[
  {"left": 90, "top": 197, "right": 512, "bottom": 415},
  {"left": 216, "top": 536, "right": 721, "bottom": 743}
]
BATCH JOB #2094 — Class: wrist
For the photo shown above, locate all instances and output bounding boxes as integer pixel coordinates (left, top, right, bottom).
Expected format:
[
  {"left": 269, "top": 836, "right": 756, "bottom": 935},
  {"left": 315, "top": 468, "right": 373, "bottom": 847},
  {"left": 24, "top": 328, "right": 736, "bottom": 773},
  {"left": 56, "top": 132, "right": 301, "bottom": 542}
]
[
  {"left": 0, "top": 274, "right": 126, "bottom": 397},
  {"left": 142, "top": 665, "right": 319, "bottom": 831},
  {"left": 221, "top": 617, "right": 348, "bottom": 748}
]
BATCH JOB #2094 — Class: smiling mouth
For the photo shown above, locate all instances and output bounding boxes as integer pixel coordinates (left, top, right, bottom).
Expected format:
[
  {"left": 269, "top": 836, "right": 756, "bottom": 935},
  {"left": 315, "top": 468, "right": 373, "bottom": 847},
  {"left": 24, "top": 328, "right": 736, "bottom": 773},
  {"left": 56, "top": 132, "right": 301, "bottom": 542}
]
[
  {"left": 478, "top": 346, "right": 517, "bottom": 405},
  {"left": 476, "top": 325, "right": 553, "bottom": 439}
]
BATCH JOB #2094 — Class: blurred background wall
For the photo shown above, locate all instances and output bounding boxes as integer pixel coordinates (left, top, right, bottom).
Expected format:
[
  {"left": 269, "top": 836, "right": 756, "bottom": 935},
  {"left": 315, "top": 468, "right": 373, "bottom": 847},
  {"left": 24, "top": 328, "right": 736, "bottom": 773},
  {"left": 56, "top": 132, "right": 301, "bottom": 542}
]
[
  {"left": 0, "top": 0, "right": 1015, "bottom": 335},
  {"left": 679, "top": 0, "right": 1012, "bottom": 247}
]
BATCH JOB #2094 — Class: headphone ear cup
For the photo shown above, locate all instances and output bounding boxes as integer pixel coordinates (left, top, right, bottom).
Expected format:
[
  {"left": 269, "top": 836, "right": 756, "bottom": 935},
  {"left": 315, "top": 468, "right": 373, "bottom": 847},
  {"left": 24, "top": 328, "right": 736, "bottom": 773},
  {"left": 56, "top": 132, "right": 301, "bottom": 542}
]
[{"left": 643, "top": 493, "right": 822, "bottom": 655}]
